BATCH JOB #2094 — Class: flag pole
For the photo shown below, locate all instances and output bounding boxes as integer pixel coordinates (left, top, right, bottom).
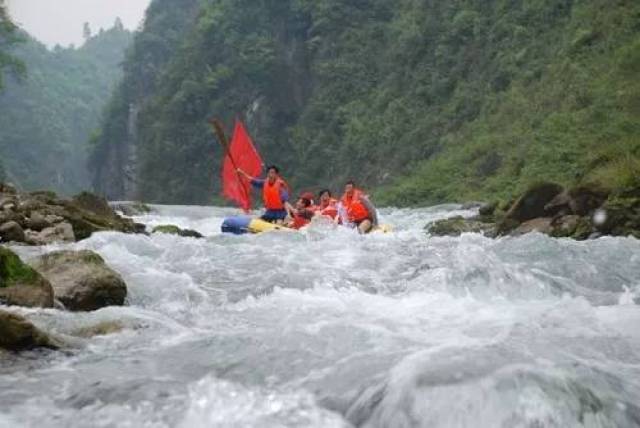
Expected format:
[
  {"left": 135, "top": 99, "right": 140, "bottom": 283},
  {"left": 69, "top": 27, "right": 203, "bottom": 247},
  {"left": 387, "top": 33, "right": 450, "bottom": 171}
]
[{"left": 208, "top": 118, "right": 252, "bottom": 211}]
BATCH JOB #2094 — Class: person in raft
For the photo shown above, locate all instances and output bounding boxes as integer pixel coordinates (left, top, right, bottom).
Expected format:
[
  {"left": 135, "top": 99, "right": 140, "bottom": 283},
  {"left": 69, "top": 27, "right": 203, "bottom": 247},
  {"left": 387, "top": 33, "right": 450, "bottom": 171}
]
[
  {"left": 237, "top": 165, "right": 292, "bottom": 223},
  {"left": 337, "top": 180, "right": 379, "bottom": 234},
  {"left": 314, "top": 189, "right": 339, "bottom": 221},
  {"left": 286, "top": 194, "right": 315, "bottom": 229}
]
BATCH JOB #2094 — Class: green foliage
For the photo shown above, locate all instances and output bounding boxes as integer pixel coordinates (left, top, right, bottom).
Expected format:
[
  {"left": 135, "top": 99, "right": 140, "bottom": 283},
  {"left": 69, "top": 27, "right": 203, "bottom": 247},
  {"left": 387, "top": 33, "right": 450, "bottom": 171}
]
[
  {"left": 0, "top": 0, "right": 25, "bottom": 91},
  {"left": 92, "top": 0, "right": 640, "bottom": 206},
  {"left": 0, "top": 24, "right": 131, "bottom": 195}
]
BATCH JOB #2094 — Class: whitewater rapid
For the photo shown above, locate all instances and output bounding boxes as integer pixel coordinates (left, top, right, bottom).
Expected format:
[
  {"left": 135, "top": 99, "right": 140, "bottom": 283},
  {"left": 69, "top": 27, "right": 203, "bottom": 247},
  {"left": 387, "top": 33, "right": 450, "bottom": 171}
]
[{"left": 1, "top": 205, "right": 640, "bottom": 427}]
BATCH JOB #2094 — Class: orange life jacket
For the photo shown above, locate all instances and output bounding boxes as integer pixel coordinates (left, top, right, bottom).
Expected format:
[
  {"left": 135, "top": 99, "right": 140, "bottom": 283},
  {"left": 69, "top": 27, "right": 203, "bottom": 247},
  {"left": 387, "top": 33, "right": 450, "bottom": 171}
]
[
  {"left": 340, "top": 190, "right": 370, "bottom": 223},
  {"left": 262, "top": 178, "right": 288, "bottom": 210},
  {"left": 318, "top": 198, "right": 338, "bottom": 219}
]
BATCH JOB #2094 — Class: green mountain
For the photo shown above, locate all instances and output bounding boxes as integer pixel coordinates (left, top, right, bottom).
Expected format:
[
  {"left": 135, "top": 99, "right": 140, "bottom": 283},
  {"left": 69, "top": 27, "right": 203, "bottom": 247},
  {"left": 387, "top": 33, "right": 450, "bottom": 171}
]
[
  {"left": 91, "top": 0, "right": 640, "bottom": 205},
  {"left": 0, "top": 22, "right": 132, "bottom": 195}
]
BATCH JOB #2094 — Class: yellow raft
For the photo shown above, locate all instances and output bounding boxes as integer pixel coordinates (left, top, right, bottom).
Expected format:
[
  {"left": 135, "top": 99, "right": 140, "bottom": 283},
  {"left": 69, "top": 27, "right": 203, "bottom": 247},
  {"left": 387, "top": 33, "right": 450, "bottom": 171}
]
[{"left": 247, "top": 218, "right": 392, "bottom": 234}]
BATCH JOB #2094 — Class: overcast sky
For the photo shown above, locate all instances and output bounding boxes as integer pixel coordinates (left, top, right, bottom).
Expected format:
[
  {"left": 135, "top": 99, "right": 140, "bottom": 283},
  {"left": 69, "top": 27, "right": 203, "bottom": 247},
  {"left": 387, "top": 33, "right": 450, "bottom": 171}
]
[{"left": 7, "top": 0, "right": 152, "bottom": 48}]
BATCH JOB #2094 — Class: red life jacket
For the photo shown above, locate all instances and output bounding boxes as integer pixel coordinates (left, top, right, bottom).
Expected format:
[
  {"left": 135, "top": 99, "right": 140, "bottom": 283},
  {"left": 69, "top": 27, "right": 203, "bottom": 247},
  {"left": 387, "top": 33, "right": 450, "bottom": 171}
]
[
  {"left": 262, "top": 178, "right": 288, "bottom": 210},
  {"left": 318, "top": 198, "right": 338, "bottom": 219},
  {"left": 291, "top": 209, "right": 313, "bottom": 229},
  {"left": 340, "top": 189, "right": 370, "bottom": 223}
]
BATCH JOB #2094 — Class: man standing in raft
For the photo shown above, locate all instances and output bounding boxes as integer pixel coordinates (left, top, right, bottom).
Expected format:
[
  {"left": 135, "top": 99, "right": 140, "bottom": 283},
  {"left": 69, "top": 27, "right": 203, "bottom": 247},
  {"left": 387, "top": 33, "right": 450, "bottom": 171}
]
[
  {"left": 337, "top": 181, "right": 379, "bottom": 234},
  {"left": 237, "top": 165, "right": 291, "bottom": 223}
]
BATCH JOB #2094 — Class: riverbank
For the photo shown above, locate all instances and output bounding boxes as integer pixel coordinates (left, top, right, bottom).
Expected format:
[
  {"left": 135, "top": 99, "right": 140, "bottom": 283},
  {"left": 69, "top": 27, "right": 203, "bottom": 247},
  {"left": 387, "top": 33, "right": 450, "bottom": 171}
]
[{"left": 427, "top": 182, "right": 640, "bottom": 240}]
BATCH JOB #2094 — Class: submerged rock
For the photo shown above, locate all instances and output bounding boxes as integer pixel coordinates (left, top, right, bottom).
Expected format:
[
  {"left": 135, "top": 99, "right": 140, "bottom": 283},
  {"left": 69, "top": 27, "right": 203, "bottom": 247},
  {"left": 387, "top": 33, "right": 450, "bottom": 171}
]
[
  {"left": 73, "top": 320, "right": 126, "bottom": 338},
  {"left": 510, "top": 217, "right": 554, "bottom": 236},
  {"left": 30, "top": 250, "right": 127, "bottom": 311},
  {"left": 0, "top": 247, "right": 54, "bottom": 308},
  {"left": 152, "top": 224, "right": 203, "bottom": 238},
  {"left": 0, "top": 310, "right": 58, "bottom": 351},
  {"left": 427, "top": 216, "right": 495, "bottom": 237}
]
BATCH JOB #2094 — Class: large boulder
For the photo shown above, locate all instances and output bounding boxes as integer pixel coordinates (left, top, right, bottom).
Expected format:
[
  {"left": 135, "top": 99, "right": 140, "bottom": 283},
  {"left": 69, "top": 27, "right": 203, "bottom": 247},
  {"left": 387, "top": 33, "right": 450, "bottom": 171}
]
[
  {"left": 152, "top": 224, "right": 203, "bottom": 238},
  {"left": 505, "top": 182, "right": 564, "bottom": 222},
  {"left": 0, "top": 310, "right": 58, "bottom": 351},
  {"left": 545, "top": 184, "right": 609, "bottom": 217},
  {"left": 0, "top": 247, "right": 54, "bottom": 308},
  {"left": 30, "top": 250, "right": 127, "bottom": 311},
  {"left": 0, "top": 221, "right": 25, "bottom": 243}
]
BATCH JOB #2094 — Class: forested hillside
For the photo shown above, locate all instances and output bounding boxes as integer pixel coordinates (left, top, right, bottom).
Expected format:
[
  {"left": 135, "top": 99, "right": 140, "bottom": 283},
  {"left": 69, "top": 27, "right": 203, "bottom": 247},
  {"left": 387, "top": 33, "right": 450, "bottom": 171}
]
[
  {"left": 92, "top": 0, "right": 640, "bottom": 205},
  {"left": 0, "top": 22, "right": 131, "bottom": 194}
]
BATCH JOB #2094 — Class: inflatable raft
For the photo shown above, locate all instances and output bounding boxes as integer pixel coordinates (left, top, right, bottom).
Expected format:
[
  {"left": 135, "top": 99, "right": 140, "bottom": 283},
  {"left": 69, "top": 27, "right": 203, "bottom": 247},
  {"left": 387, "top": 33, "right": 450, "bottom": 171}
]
[{"left": 221, "top": 216, "right": 391, "bottom": 235}]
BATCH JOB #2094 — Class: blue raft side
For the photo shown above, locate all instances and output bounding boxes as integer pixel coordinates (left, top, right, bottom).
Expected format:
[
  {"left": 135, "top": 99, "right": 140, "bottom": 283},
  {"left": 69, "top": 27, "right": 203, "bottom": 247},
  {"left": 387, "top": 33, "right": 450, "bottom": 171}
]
[{"left": 221, "top": 215, "right": 253, "bottom": 234}]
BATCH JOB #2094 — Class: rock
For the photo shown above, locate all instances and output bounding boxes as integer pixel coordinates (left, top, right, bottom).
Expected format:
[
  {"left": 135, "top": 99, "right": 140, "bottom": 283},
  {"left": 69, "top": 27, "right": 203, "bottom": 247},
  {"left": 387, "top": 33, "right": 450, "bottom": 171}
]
[
  {"left": 505, "top": 182, "right": 564, "bottom": 223},
  {"left": 72, "top": 192, "right": 116, "bottom": 219},
  {"left": 478, "top": 201, "right": 498, "bottom": 217},
  {"left": 25, "top": 222, "right": 75, "bottom": 246},
  {"left": 594, "top": 194, "right": 640, "bottom": 238},
  {"left": 461, "top": 201, "right": 484, "bottom": 210},
  {"left": 0, "top": 183, "right": 17, "bottom": 194},
  {"left": 25, "top": 212, "right": 51, "bottom": 232},
  {"left": 427, "top": 216, "right": 495, "bottom": 237},
  {"left": 0, "top": 247, "right": 54, "bottom": 308},
  {"left": 0, "top": 195, "right": 17, "bottom": 210},
  {"left": 110, "top": 201, "right": 152, "bottom": 217},
  {"left": 550, "top": 215, "right": 594, "bottom": 240},
  {"left": 510, "top": 217, "right": 554, "bottom": 236},
  {"left": 0, "top": 310, "right": 58, "bottom": 351},
  {"left": 152, "top": 224, "right": 203, "bottom": 238},
  {"left": 30, "top": 250, "right": 127, "bottom": 311},
  {"left": 73, "top": 320, "right": 125, "bottom": 338},
  {"left": 0, "top": 221, "right": 25, "bottom": 243},
  {"left": 545, "top": 185, "right": 609, "bottom": 217}
]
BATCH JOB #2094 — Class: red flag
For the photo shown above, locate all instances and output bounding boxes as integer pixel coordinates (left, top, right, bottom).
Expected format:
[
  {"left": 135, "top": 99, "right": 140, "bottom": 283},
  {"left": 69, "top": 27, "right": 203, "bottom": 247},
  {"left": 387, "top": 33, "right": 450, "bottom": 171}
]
[{"left": 221, "top": 120, "right": 263, "bottom": 212}]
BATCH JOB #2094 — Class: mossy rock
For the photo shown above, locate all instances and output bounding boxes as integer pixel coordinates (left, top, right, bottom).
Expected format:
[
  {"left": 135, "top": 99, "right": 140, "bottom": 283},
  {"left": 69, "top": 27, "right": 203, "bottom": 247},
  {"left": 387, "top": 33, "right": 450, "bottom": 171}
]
[
  {"left": 0, "top": 247, "right": 54, "bottom": 307},
  {"left": 0, "top": 310, "right": 58, "bottom": 351},
  {"left": 549, "top": 215, "right": 594, "bottom": 240},
  {"left": 426, "top": 216, "right": 495, "bottom": 237},
  {"left": 596, "top": 194, "right": 640, "bottom": 237},
  {"left": 152, "top": 224, "right": 203, "bottom": 238}
]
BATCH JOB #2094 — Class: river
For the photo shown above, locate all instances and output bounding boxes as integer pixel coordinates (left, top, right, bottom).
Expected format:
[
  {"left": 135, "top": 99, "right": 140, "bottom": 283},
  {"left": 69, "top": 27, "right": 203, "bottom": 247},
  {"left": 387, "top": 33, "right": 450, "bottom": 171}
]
[{"left": 1, "top": 204, "right": 640, "bottom": 427}]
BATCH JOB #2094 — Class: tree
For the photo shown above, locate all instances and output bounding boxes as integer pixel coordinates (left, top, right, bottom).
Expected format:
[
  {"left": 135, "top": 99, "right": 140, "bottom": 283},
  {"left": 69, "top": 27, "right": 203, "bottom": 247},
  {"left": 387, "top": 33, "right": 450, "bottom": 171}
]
[
  {"left": 83, "top": 22, "right": 92, "bottom": 41},
  {"left": 0, "top": 0, "right": 25, "bottom": 91},
  {"left": 114, "top": 17, "right": 124, "bottom": 31}
]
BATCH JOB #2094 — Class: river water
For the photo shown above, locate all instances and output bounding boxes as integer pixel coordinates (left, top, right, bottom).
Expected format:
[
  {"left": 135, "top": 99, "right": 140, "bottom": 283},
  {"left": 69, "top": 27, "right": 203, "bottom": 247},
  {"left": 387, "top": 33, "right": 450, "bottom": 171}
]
[{"left": 1, "top": 204, "right": 640, "bottom": 427}]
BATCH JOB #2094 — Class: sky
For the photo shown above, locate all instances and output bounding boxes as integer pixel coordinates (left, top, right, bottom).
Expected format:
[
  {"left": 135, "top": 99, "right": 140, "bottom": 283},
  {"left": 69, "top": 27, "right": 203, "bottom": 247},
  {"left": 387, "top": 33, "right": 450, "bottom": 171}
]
[{"left": 6, "top": 0, "right": 152, "bottom": 48}]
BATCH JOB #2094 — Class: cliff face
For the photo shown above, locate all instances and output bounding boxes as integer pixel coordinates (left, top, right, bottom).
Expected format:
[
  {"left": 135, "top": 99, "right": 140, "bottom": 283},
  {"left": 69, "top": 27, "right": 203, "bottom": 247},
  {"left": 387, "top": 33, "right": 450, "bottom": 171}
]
[
  {"left": 90, "top": 0, "right": 201, "bottom": 200},
  {"left": 91, "top": 0, "right": 640, "bottom": 205}
]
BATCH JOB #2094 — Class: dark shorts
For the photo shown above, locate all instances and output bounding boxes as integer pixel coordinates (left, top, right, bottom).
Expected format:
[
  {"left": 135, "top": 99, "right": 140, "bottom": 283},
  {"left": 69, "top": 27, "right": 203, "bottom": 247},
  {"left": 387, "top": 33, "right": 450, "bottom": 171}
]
[{"left": 261, "top": 209, "right": 287, "bottom": 223}]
